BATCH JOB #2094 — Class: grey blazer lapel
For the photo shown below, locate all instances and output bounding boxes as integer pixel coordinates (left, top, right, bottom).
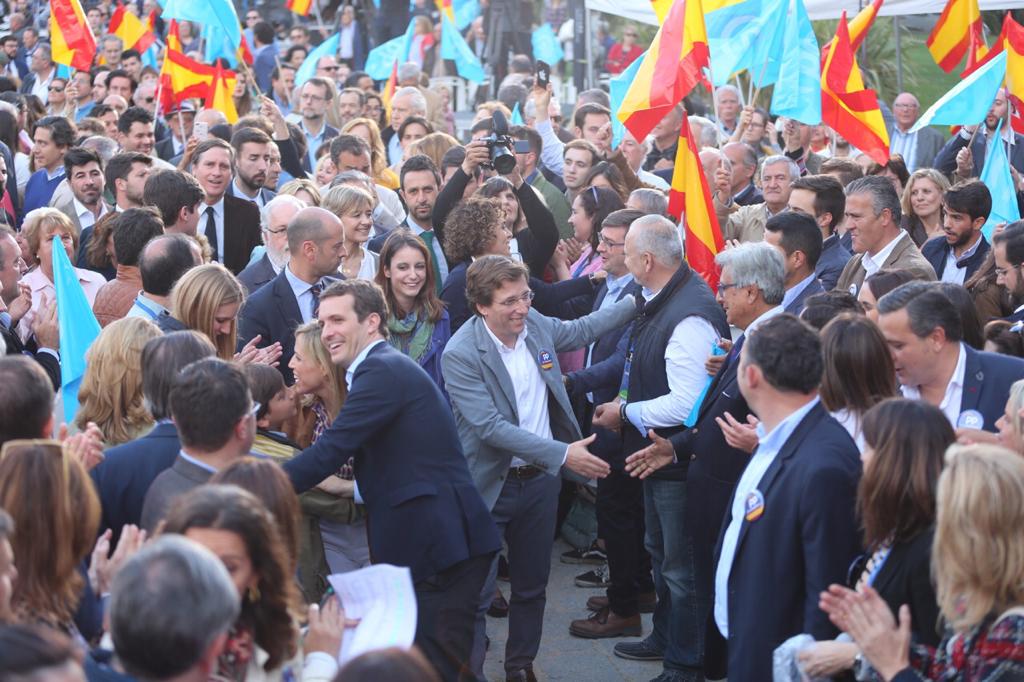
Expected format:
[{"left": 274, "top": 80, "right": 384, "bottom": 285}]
[{"left": 473, "top": 320, "right": 519, "bottom": 419}]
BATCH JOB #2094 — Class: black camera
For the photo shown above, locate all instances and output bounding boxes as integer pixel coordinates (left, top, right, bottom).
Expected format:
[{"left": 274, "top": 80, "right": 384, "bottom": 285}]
[{"left": 481, "top": 109, "right": 530, "bottom": 175}]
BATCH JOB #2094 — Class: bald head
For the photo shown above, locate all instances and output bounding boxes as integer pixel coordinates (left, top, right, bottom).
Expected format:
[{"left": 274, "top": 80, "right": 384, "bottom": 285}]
[
  {"left": 139, "top": 233, "right": 202, "bottom": 298},
  {"left": 287, "top": 206, "right": 347, "bottom": 279},
  {"left": 195, "top": 108, "right": 229, "bottom": 129},
  {"left": 699, "top": 147, "right": 731, "bottom": 186},
  {"left": 893, "top": 92, "right": 921, "bottom": 131}
]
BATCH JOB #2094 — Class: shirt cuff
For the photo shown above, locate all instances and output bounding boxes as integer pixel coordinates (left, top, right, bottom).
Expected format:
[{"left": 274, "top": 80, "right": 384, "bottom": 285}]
[
  {"left": 561, "top": 445, "right": 569, "bottom": 467},
  {"left": 304, "top": 651, "right": 340, "bottom": 678},
  {"left": 624, "top": 402, "right": 646, "bottom": 436},
  {"left": 37, "top": 347, "right": 59, "bottom": 360},
  {"left": 353, "top": 480, "right": 364, "bottom": 505}
]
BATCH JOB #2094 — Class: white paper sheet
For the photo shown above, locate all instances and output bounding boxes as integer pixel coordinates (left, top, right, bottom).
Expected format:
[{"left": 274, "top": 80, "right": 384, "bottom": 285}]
[{"left": 327, "top": 564, "right": 418, "bottom": 665}]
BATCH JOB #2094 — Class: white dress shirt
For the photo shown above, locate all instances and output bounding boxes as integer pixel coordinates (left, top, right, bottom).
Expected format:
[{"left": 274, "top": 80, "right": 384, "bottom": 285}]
[
  {"left": 484, "top": 324, "right": 556, "bottom": 468},
  {"left": 199, "top": 198, "right": 226, "bottom": 262},
  {"left": 940, "top": 237, "right": 984, "bottom": 286},
  {"left": 900, "top": 342, "right": 967, "bottom": 428},
  {"left": 714, "top": 396, "right": 821, "bottom": 636},
  {"left": 407, "top": 215, "right": 449, "bottom": 283},
  {"left": 861, "top": 230, "right": 907, "bottom": 278},
  {"left": 72, "top": 197, "right": 108, "bottom": 233},
  {"left": 344, "top": 338, "right": 387, "bottom": 506},
  {"left": 284, "top": 264, "right": 328, "bottom": 324},
  {"left": 535, "top": 119, "right": 565, "bottom": 177},
  {"left": 30, "top": 67, "right": 55, "bottom": 104},
  {"left": 339, "top": 24, "right": 355, "bottom": 59}
]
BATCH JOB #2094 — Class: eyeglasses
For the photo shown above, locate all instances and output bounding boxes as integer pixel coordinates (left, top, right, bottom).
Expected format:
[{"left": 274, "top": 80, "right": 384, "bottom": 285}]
[
  {"left": 718, "top": 282, "right": 742, "bottom": 292},
  {"left": 265, "top": 226, "right": 288, "bottom": 235},
  {"left": 48, "top": 86, "right": 64, "bottom": 92},
  {"left": 598, "top": 234, "right": 625, "bottom": 248},
  {"left": 497, "top": 290, "right": 536, "bottom": 307}
]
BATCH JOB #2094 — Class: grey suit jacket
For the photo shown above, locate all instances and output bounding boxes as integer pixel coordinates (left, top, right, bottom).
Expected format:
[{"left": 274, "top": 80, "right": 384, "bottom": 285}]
[
  {"left": 441, "top": 295, "right": 637, "bottom": 509},
  {"left": 139, "top": 454, "right": 214, "bottom": 532}
]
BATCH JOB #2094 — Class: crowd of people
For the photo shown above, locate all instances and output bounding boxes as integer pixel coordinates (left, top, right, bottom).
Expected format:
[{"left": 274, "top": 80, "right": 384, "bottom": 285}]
[{"left": 3, "top": 1, "right": 1024, "bottom": 682}]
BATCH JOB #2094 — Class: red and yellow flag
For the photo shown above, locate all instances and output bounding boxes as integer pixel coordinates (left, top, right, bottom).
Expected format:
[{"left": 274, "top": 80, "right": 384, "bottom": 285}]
[
  {"left": 382, "top": 61, "right": 399, "bottom": 115},
  {"left": 927, "top": 0, "right": 983, "bottom": 72},
  {"left": 50, "top": 0, "right": 96, "bottom": 71},
  {"left": 821, "top": 13, "right": 889, "bottom": 165},
  {"left": 166, "top": 18, "right": 182, "bottom": 52},
  {"left": 286, "top": 0, "right": 313, "bottom": 16},
  {"left": 159, "top": 20, "right": 224, "bottom": 114},
  {"left": 668, "top": 116, "right": 723, "bottom": 291},
  {"left": 1001, "top": 14, "right": 1024, "bottom": 134},
  {"left": 237, "top": 33, "right": 254, "bottom": 66},
  {"left": 108, "top": 3, "right": 156, "bottom": 54},
  {"left": 208, "top": 62, "right": 239, "bottom": 124},
  {"left": 617, "top": 0, "right": 710, "bottom": 143}
]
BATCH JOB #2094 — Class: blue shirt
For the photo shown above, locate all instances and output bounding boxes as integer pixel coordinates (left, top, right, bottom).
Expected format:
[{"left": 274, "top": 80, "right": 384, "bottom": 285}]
[
  {"left": 302, "top": 120, "right": 328, "bottom": 172},
  {"left": 781, "top": 273, "right": 818, "bottom": 311},
  {"left": 890, "top": 128, "right": 919, "bottom": 172},
  {"left": 714, "top": 396, "right": 821, "bottom": 636}
]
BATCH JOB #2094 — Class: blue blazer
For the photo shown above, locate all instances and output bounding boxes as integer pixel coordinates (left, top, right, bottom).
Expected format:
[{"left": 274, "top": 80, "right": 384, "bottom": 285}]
[
  {"left": 921, "top": 235, "right": 990, "bottom": 283},
  {"left": 414, "top": 308, "right": 451, "bottom": 396},
  {"left": 705, "top": 402, "right": 862, "bottom": 681},
  {"left": 816, "top": 234, "right": 852, "bottom": 292},
  {"left": 961, "top": 345, "right": 1024, "bottom": 431},
  {"left": 283, "top": 343, "right": 501, "bottom": 582},
  {"left": 90, "top": 422, "right": 180, "bottom": 545},
  {"left": 236, "top": 252, "right": 278, "bottom": 295},
  {"left": 784, "top": 278, "right": 825, "bottom": 316}
]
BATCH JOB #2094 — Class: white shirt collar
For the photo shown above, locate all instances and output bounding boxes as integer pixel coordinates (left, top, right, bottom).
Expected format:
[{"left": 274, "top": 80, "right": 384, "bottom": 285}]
[
  {"left": 204, "top": 195, "right": 225, "bottom": 216},
  {"left": 484, "top": 321, "right": 528, "bottom": 353},
  {"left": 901, "top": 342, "right": 967, "bottom": 425},
  {"left": 345, "top": 338, "right": 386, "bottom": 389},
  {"left": 863, "top": 230, "right": 907, "bottom": 274}
]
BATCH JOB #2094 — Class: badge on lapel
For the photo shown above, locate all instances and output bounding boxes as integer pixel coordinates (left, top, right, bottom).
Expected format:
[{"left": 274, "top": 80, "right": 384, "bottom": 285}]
[
  {"left": 538, "top": 349, "right": 554, "bottom": 371},
  {"left": 745, "top": 490, "right": 765, "bottom": 522},
  {"left": 957, "top": 409, "right": 984, "bottom": 430}
]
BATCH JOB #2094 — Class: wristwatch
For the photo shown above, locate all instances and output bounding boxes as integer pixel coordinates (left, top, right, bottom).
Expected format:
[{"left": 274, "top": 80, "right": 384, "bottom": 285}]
[{"left": 619, "top": 401, "right": 628, "bottom": 425}]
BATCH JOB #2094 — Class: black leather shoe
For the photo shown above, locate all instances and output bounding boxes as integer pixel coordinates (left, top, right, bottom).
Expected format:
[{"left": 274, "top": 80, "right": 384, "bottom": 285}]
[
  {"left": 614, "top": 639, "right": 665, "bottom": 661},
  {"left": 506, "top": 665, "right": 537, "bottom": 681},
  {"left": 488, "top": 588, "right": 509, "bottom": 618}
]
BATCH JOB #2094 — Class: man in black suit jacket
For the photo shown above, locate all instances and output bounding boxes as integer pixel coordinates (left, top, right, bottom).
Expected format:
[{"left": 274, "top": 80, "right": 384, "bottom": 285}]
[
  {"left": 0, "top": 227, "right": 60, "bottom": 389},
  {"left": 764, "top": 212, "right": 826, "bottom": 316},
  {"left": 283, "top": 280, "right": 500, "bottom": 682},
  {"left": 921, "top": 180, "right": 991, "bottom": 286},
  {"left": 92, "top": 331, "right": 216, "bottom": 546},
  {"left": 239, "top": 207, "right": 345, "bottom": 384},
  {"left": 191, "top": 138, "right": 263, "bottom": 275},
  {"left": 708, "top": 315, "right": 861, "bottom": 680},
  {"left": 879, "top": 283, "right": 1024, "bottom": 431},
  {"left": 236, "top": 195, "right": 303, "bottom": 294},
  {"left": 934, "top": 90, "right": 1024, "bottom": 177}
]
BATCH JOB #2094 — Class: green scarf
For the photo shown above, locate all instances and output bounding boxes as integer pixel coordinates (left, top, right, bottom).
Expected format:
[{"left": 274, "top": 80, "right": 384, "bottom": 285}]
[{"left": 387, "top": 311, "right": 435, "bottom": 364}]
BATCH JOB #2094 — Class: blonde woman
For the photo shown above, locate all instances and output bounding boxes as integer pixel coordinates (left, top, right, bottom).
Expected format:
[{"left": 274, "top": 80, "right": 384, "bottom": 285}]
[
  {"left": 900, "top": 169, "right": 950, "bottom": 247},
  {"left": 820, "top": 443, "right": 1024, "bottom": 680},
  {"left": 75, "top": 317, "right": 162, "bottom": 445},
  {"left": 340, "top": 117, "right": 400, "bottom": 190},
  {"left": 165, "top": 263, "right": 281, "bottom": 365},
  {"left": 322, "top": 185, "right": 377, "bottom": 280},
  {"left": 278, "top": 178, "right": 322, "bottom": 207},
  {"left": 287, "top": 322, "right": 369, "bottom": 575},
  {"left": 406, "top": 131, "right": 460, "bottom": 172},
  {"left": 17, "top": 208, "right": 106, "bottom": 342}
]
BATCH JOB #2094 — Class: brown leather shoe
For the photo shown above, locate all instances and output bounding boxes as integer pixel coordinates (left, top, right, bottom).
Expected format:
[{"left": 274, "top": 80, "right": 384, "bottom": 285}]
[
  {"left": 586, "top": 591, "right": 657, "bottom": 614},
  {"left": 505, "top": 665, "right": 537, "bottom": 682},
  {"left": 569, "top": 606, "right": 643, "bottom": 639}
]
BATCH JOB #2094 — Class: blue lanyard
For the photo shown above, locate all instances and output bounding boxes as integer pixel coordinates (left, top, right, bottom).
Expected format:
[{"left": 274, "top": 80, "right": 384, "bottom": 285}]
[{"left": 131, "top": 298, "right": 162, "bottom": 320}]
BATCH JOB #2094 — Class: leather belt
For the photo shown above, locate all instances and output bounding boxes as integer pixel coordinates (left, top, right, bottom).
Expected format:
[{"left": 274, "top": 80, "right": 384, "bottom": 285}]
[{"left": 507, "top": 465, "right": 542, "bottom": 480}]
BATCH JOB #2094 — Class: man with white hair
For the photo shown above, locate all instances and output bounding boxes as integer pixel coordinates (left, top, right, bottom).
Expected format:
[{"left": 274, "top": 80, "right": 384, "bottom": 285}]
[
  {"left": 724, "top": 155, "right": 800, "bottom": 243},
  {"left": 237, "top": 194, "right": 305, "bottom": 294},
  {"left": 590, "top": 215, "right": 729, "bottom": 677},
  {"left": 621, "top": 131, "right": 669, "bottom": 190},
  {"left": 395, "top": 61, "right": 447, "bottom": 133},
  {"left": 722, "top": 141, "right": 763, "bottom": 206},
  {"left": 714, "top": 84, "right": 742, "bottom": 137},
  {"left": 888, "top": 92, "right": 945, "bottom": 172},
  {"left": 384, "top": 85, "right": 427, "bottom": 165}
]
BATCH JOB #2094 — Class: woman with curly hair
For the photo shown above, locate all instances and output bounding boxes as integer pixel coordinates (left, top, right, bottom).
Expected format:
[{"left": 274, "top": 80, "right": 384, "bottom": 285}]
[
  {"left": 341, "top": 117, "right": 399, "bottom": 189},
  {"left": 441, "top": 197, "right": 600, "bottom": 330},
  {"left": 162, "top": 484, "right": 346, "bottom": 681},
  {"left": 475, "top": 173, "right": 560, "bottom": 278},
  {"left": 75, "top": 316, "right": 162, "bottom": 445}
]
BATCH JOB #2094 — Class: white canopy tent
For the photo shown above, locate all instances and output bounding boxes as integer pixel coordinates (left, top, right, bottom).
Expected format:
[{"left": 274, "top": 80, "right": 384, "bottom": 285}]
[{"left": 585, "top": 0, "right": 1024, "bottom": 23}]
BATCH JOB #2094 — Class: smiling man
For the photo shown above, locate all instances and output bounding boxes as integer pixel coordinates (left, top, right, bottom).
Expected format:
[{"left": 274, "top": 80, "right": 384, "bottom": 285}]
[
  {"left": 53, "top": 147, "right": 110, "bottom": 271},
  {"left": 282, "top": 278, "right": 501, "bottom": 682},
  {"left": 191, "top": 138, "right": 262, "bottom": 274},
  {"left": 724, "top": 155, "right": 798, "bottom": 244}
]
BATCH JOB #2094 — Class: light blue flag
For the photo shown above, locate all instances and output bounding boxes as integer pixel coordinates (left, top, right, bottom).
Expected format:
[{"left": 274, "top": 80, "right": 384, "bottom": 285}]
[
  {"left": 201, "top": 24, "right": 239, "bottom": 67},
  {"left": 980, "top": 121, "right": 1020, "bottom": 240},
  {"left": 296, "top": 33, "right": 340, "bottom": 87},
  {"left": 511, "top": 102, "right": 524, "bottom": 125},
  {"left": 162, "top": 0, "right": 241, "bottom": 53},
  {"left": 52, "top": 236, "right": 100, "bottom": 424},
  {"left": 911, "top": 51, "right": 1007, "bottom": 132},
  {"left": 531, "top": 24, "right": 564, "bottom": 66},
  {"left": 706, "top": 0, "right": 788, "bottom": 87},
  {"left": 364, "top": 21, "right": 414, "bottom": 81},
  {"left": 440, "top": 14, "right": 485, "bottom": 83},
  {"left": 769, "top": 0, "right": 821, "bottom": 124},
  {"left": 609, "top": 51, "right": 645, "bottom": 149},
  {"left": 453, "top": 0, "right": 480, "bottom": 31}
]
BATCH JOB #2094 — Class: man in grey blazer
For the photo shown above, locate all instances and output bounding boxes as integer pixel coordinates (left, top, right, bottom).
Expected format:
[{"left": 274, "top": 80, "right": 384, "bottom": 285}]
[
  {"left": 888, "top": 92, "right": 945, "bottom": 173},
  {"left": 442, "top": 255, "right": 638, "bottom": 682}
]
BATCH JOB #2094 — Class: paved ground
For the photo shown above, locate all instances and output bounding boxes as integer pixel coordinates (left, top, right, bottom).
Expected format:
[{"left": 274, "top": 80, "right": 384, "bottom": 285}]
[{"left": 482, "top": 539, "right": 662, "bottom": 682}]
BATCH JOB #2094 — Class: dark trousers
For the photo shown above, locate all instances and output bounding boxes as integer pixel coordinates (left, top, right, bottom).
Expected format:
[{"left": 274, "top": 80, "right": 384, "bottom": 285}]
[
  {"left": 415, "top": 552, "right": 496, "bottom": 682},
  {"left": 597, "top": 467, "right": 653, "bottom": 617}
]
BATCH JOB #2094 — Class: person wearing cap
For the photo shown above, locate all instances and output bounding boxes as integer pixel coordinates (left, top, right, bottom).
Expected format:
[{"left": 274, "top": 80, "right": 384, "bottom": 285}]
[{"left": 156, "top": 101, "right": 195, "bottom": 163}]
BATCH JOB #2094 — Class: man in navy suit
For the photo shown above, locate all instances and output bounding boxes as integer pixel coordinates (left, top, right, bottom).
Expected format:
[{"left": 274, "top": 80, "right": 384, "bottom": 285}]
[
  {"left": 788, "top": 175, "right": 851, "bottom": 291},
  {"left": 226, "top": 127, "right": 277, "bottom": 208},
  {"left": 764, "top": 211, "right": 825, "bottom": 316},
  {"left": 91, "top": 331, "right": 216, "bottom": 546},
  {"left": 708, "top": 315, "right": 861, "bottom": 680},
  {"left": 993, "top": 221, "right": 1024, "bottom": 322},
  {"left": 251, "top": 22, "right": 277, "bottom": 94},
  {"left": 283, "top": 280, "right": 500, "bottom": 682},
  {"left": 238, "top": 206, "right": 346, "bottom": 384},
  {"left": 622, "top": 240, "right": 788, "bottom": 670},
  {"left": 878, "top": 282, "right": 1024, "bottom": 431},
  {"left": 922, "top": 180, "right": 991, "bottom": 285}
]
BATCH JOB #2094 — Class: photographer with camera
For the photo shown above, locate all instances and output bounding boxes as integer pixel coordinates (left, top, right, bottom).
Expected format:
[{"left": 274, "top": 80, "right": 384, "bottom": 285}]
[{"left": 432, "top": 111, "right": 560, "bottom": 280}]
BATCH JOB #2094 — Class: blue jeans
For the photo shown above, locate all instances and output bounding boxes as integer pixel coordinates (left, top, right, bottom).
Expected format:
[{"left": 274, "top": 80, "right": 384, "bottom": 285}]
[{"left": 643, "top": 478, "right": 705, "bottom": 675}]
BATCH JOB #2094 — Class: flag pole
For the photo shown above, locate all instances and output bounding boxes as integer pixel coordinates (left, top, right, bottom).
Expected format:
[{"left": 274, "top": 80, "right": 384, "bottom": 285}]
[{"left": 709, "top": 65, "right": 723, "bottom": 148}]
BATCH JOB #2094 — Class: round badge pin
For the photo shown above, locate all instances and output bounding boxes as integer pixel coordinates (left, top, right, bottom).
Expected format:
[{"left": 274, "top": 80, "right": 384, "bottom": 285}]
[{"left": 957, "top": 409, "right": 984, "bottom": 430}]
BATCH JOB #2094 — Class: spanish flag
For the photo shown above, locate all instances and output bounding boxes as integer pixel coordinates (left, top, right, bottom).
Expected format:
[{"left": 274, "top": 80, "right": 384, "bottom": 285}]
[
  {"left": 166, "top": 18, "right": 182, "bottom": 52},
  {"left": 668, "top": 116, "right": 723, "bottom": 291},
  {"left": 160, "top": 21, "right": 220, "bottom": 114},
  {"left": 821, "top": 0, "right": 882, "bottom": 56},
  {"left": 927, "top": 0, "right": 983, "bottom": 73},
  {"left": 821, "top": 13, "right": 889, "bottom": 165},
  {"left": 382, "top": 61, "right": 399, "bottom": 115},
  {"left": 108, "top": 3, "right": 156, "bottom": 54},
  {"left": 1000, "top": 14, "right": 1024, "bottom": 134},
  {"left": 208, "top": 61, "right": 239, "bottom": 124},
  {"left": 286, "top": 0, "right": 313, "bottom": 17},
  {"left": 50, "top": 0, "right": 96, "bottom": 71},
  {"left": 617, "top": 0, "right": 709, "bottom": 144}
]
